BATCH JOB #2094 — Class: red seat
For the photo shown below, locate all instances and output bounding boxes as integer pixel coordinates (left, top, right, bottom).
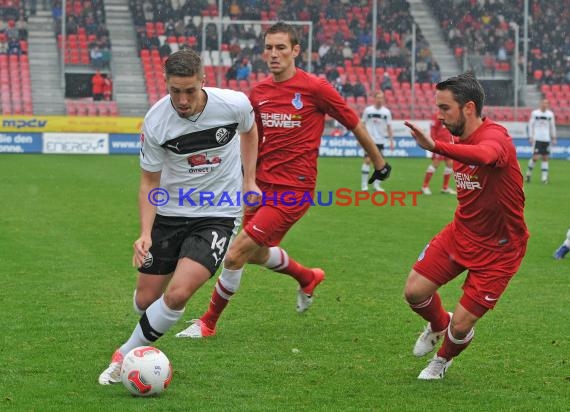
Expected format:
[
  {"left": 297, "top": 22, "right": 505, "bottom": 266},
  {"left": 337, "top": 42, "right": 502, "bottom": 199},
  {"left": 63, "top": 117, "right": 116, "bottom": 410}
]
[
  {"left": 155, "top": 22, "right": 165, "bottom": 36},
  {"left": 108, "top": 102, "right": 119, "bottom": 116}
]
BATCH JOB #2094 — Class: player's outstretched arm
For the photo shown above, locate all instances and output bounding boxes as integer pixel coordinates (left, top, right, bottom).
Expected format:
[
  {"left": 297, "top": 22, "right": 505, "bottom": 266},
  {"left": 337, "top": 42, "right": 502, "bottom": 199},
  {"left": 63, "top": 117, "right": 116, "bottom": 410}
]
[{"left": 352, "top": 122, "right": 388, "bottom": 170}]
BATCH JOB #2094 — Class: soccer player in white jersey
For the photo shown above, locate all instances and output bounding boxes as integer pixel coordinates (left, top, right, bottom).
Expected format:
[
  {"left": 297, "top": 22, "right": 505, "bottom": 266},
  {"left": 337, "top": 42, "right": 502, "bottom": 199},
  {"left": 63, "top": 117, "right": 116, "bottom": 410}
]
[
  {"left": 360, "top": 91, "right": 393, "bottom": 192},
  {"left": 98, "top": 49, "right": 259, "bottom": 385},
  {"left": 525, "top": 99, "right": 557, "bottom": 184}
]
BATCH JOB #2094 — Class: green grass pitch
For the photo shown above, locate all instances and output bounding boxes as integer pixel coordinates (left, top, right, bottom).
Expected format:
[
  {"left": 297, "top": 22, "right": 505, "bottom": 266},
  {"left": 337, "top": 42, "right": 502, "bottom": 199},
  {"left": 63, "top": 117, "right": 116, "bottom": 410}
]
[{"left": 1, "top": 154, "right": 568, "bottom": 411}]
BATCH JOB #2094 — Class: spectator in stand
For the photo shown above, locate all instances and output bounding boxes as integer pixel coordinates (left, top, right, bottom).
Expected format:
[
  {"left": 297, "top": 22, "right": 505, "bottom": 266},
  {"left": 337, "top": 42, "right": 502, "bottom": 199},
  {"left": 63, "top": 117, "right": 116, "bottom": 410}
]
[
  {"left": 103, "top": 75, "right": 113, "bottom": 101},
  {"left": 159, "top": 41, "right": 172, "bottom": 58},
  {"left": 90, "top": 45, "right": 105, "bottom": 68},
  {"left": 342, "top": 80, "right": 355, "bottom": 98},
  {"left": 333, "top": 77, "right": 344, "bottom": 96},
  {"left": 91, "top": 70, "right": 105, "bottom": 101},
  {"left": 251, "top": 55, "right": 266, "bottom": 74},
  {"left": 342, "top": 41, "right": 353, "bottom": 60},
  {"left": 398, "top": 66, "right": 412, "bottom": 83},
  {"left": 65, "top": 15, "right": 78, "bottom": 34},
  {"left": 229, "top": 0, "right": 241, "bottom": 19},
  {"left": 96, "top": 23, "right": 110, "bottom": 39},
  {"left": 225, "top": 60, "right": 239, "bottom": 81},
  {"left": 236, "top": 58, "right": 252, "bottom": 81},
  {"left": 16, "top": 11, "right": 28, "bottom": 40},
  {"left": 7, "top": 37, "right": 21, "bottom": 55},
  {"left": 353, "top": 80, "right": 367, "bottom": 98},
  {"left": 325, "top": 64, "right": 340, "bottom": 83},
  {"left": 0, "top": 37, "right": 7, "bottom": 54},
  {"left": 429, "top": 61, "right": 441, "bottom": 83},
  {"left": 381, "top": 72, "right": 393, "bottom": 91},
  {"left": 5, "top": 20, "right": 19, "bottom": 41}
]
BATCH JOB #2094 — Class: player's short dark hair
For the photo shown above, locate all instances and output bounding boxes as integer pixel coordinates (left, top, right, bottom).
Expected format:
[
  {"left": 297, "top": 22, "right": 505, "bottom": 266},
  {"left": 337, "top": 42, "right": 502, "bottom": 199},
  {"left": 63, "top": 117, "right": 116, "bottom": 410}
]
[
  {"left": 436, "top": 71, "right": 485, "bottom": 117},
  {"left": 264, "top": 22, "right": 300, "bottom": 47},
  {"left": 164, "top": 49, "right": 203, "bottom": 78}
]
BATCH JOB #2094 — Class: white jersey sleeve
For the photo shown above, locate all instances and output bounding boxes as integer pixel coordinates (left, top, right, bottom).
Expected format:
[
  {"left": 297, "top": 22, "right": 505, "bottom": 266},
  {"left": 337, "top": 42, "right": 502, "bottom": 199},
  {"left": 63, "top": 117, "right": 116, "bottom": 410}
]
[{"left": 140, "top": 117, "right": 166, "bottom": 172}]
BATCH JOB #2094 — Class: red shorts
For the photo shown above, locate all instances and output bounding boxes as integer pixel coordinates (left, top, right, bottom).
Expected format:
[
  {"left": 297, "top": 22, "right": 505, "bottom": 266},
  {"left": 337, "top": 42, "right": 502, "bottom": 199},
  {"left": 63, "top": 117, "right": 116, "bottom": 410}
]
[
  {"left": 413, "top": 224, "right": 527, "bottom": 316},
  {"left": 432, "top": 153, "right": 449, "bottom": 161},
  {"left": 243, "top": 183, "right": 314, "bottom": 247}
]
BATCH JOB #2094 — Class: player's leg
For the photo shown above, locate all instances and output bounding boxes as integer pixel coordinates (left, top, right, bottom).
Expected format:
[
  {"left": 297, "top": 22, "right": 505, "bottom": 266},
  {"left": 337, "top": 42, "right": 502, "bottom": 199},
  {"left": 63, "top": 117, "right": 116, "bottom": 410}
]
[
  {"left": 121, "top": 258, "right": 210, "bottom": 350},
  {"left": 361, "top": 154, "right": 371, "bottom": 191},
  {"left": 404, "top": 270, "right": 452, "bottom": 357},
  {"left": 525, "top": 151, "right": 538, "bottom": 182},
  {"left": 99, "top": 272, "right": 182, "bottom": 385},
  {"left": 133, "top": 273, "right": 172, "bottom": 315},
  {"left": 540, "top": 151, "right": 549, "bottom": 184},
  {"left": 178, "top": 229, "right": 259, "bottom": 338},
  {"left": 554, "top": 228, "right": 570, "bottom": 259},
  {"left": 422, "top": 157, "right": 439, "bottom": 195},
  {"left": 99, "top": 215, "right": 182, "bottom": 384},
  {"left": 100, "top": 258, "right": 211, "bottom": 384},
  {"left": 404, "top": 227, "right": 463, "bottom": 359},
  {"left": 420, "top": 242, "right": 527, "bottom": 380},
  {"left": 249, "top": 242, "right": 325, "bottom": 313},
  {"left": 371, "top": 144, "right": 385, "bottom": 191},
  {"left": 441, "top": 157, "right": 456, "bottom": 194},
  {"left": 245, "top": 196, "right": 324, "bottom": 312}
]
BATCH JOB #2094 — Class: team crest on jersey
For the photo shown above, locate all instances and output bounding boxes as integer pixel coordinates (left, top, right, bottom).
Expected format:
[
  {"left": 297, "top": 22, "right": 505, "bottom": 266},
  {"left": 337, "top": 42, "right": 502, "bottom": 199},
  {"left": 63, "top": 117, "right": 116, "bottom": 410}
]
[
  {"left": 186, "top": 152, "right": 222, "bottom": 174},
  {"left": 215, "top": 127, "right": 231, "bottom": 144},
  {"left": 291, "top": 93, "right": 303, "bottom": 109}
]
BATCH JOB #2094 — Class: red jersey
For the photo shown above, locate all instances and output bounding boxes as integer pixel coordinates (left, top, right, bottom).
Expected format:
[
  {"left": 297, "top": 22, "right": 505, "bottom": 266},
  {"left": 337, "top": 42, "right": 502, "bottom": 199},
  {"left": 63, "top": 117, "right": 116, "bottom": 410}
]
[
  {"left": 430, "top": 114, "right": 453, "bottom": 143},
  {"left": 433, "top": 118, "right": 529, "bottom": 251},
  {"left": 249, "top": 69, "right": 360, "bottom": 189}
]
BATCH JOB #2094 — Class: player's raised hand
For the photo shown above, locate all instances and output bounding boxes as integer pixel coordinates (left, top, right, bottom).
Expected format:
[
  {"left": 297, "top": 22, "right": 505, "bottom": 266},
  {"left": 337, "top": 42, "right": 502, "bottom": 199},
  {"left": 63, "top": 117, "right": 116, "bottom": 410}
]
[{"left": 404, "top": 121, "right": 435, "bottom": 151}]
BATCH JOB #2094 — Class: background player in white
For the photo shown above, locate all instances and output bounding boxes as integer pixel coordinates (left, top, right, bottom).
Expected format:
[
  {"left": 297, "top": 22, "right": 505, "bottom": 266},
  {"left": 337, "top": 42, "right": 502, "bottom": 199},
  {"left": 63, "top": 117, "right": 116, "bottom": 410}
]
[
  {"left": 98, "top": 49, "right": 259, "bottom": 385},
  {"left": 525, "top": 99, "right": 556, "bottom": 184},
  {"left": 553, "top": 228, "right": 570, "bottom": 259},
  {"left": 360, "top": 91, "right": 393, "bottom": 192}
]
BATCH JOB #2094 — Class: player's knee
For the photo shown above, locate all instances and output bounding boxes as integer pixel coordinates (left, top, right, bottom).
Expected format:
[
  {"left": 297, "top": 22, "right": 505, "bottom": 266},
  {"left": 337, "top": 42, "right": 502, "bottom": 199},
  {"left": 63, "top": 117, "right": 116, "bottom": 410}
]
[
  {"left": 403, "top": 283, "right": 425, "bottom": 305},
  {"left": 223, "top": 247, "right": 246, "bottom": 269},
  {"left": 135, "top": 289, "right": 160, "bottom": 311},
  {"left": 133, "top": 289, "right": 146, "bottom": 315},
  {"left": 448, "top": 320, "right": 472, "bottom": 340},
  {"left": 163, "top": 288, "right": 188, "bottom": 311}
]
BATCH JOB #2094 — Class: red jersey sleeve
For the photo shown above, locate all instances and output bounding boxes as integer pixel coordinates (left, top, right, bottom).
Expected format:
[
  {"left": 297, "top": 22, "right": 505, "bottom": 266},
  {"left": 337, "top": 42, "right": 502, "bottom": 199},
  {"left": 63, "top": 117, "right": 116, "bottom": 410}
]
[
  {"left": 433, "top": 122, "right": 510, "bottom": 167},
  {"left": 313, "top": 77, "right": 360, "bottom": 130}
]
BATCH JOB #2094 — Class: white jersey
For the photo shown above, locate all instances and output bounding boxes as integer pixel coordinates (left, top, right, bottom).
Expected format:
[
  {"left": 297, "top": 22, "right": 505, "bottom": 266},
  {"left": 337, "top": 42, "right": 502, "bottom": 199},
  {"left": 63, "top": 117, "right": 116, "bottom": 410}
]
[
  {"left": 362, "top": 105, "right": 392, "bottom": 145},
  {"left": 140, "top": 87, "right": 255, "bottom": 217},
  {"left": 528, "top": 109, "right": 556, "bottom": 142}
]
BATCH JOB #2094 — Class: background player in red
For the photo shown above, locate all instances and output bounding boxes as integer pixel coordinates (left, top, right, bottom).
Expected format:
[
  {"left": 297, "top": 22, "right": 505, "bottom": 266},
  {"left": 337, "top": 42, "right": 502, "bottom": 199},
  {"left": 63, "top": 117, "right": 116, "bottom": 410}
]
[
  {"left": 176, "top": 22, "right": 391, "bottom": 338},
  {"left": 404, "top": 72, "right": 528, "bottom": 379},
  {"left": 421, "top": 113, "right": 456, "bottom": 195}
]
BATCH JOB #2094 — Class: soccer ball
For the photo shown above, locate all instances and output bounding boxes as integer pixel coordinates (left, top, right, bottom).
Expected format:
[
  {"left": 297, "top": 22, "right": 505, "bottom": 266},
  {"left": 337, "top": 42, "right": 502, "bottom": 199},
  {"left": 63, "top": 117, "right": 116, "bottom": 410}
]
[{"left": 120, "top": 346, "right": 172, "bottom": 396}]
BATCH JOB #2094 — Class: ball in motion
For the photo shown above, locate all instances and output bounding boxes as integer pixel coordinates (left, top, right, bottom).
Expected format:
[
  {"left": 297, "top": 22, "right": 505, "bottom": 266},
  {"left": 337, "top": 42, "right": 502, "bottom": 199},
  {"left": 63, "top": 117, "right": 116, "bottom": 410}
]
[{"left": 120, "top": 346, "right": 172, "bottom": 396}]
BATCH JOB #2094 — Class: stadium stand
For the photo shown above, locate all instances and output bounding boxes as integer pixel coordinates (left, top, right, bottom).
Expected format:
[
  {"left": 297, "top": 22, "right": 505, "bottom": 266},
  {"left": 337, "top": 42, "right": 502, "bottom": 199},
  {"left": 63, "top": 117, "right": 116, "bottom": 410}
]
[
  {"left": 2, "top": 0, "right": 567, "bottom": 123},
  {"left": 129, "top": 0, "right": 442, "bottom": 118},
  {"left": 0, "top": 0, "right": 32, "bottom": 114},
  {"left": 427, "top": 0, "right": 570, "bottom": 123}
]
